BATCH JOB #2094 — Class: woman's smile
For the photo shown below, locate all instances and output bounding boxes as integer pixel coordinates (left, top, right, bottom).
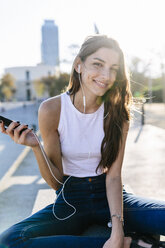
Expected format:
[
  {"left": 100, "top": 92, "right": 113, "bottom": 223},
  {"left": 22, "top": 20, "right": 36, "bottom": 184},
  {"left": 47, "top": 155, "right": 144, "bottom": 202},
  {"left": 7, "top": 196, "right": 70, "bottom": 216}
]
[{"left": 93, "top": 79, "right": 108, "bottom": 89}]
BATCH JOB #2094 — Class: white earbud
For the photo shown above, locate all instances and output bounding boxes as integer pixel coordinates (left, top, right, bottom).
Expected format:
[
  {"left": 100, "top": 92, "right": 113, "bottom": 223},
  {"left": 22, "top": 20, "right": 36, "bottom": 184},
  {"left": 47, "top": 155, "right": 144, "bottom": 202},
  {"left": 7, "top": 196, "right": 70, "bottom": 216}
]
[
  {"left": 77, "top": 64, "right": 85, "bottom": 113},
  {"left": 78, "top": 64, "right": 81, "bottom": 73}
]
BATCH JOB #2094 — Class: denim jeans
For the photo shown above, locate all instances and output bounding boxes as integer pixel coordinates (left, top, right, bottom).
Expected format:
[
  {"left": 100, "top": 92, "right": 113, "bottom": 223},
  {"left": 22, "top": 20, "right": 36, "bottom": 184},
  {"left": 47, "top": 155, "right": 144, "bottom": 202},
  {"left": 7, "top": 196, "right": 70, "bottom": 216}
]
[{"left": 0, "top": 173, "right": 165, "bottom": 248}]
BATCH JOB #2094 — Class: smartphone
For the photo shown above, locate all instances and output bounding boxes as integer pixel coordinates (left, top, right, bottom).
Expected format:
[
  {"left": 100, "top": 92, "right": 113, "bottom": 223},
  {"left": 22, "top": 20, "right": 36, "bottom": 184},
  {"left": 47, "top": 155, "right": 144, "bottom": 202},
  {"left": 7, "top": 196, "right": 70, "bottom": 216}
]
[
  {"left": 0, "top": 115, "right": 28, "bottom": 133},
  {"left": 0, "top": 115, "right": 13, "bottom": 127}
]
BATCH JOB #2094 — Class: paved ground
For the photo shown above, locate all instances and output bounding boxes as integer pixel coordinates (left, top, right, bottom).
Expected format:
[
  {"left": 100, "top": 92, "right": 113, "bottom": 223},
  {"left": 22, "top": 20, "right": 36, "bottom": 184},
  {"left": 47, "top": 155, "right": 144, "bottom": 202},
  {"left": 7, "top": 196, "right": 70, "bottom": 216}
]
[
  {"left": 0, "top": 100, "right": 38, "bottom": 111},
  {"left": 0, "top": 102, "right": 165, "bottom": 241},
  {"left": 142, "top": 103, "right": 165, "bottom": 130},
  {"left": 123, "top": 124, "right": 165, "bottom": 200},
  {"left": 0, "top": 101, "right": 39, "bottom": 179}
]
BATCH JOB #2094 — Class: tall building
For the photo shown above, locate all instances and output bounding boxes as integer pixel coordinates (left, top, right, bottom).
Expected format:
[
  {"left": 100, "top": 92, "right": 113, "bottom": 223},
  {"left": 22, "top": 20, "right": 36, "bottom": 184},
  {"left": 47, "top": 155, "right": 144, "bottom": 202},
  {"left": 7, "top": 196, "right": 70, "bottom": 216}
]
[{"left": 41, "top": 20, "right": 59, "bottom": 66}]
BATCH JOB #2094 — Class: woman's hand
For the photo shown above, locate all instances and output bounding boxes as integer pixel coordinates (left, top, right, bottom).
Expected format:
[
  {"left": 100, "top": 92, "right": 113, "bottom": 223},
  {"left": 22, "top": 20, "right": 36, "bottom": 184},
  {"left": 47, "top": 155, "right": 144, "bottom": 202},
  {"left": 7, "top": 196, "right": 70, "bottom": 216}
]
[
  {"left": 103, "top": 237, "right": 124, "bottom": 248},
  {"left": 103, "top": 232, "right": 124, "bottom": 248},
  {"left": 0, "top": 121, "right": 39, "bottom": 147}
]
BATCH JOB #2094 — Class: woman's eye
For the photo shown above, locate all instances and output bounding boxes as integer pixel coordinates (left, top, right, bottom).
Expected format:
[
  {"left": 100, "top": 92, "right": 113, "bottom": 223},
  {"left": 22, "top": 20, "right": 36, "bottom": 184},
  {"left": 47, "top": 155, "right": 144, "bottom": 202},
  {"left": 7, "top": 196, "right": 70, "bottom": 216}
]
[
  {"left": 93, "top": 62, "right": 102, "bottom": 67},
  {"left": 111, "top": 68, "right": 118, "bottom": 73}
]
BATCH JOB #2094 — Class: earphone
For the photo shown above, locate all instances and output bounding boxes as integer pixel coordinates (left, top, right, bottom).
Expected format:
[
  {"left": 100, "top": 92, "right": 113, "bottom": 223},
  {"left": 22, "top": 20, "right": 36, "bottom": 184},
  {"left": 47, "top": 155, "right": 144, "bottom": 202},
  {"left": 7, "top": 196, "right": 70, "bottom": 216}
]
[
  {"left": 78, "top": 64, "right": 81, "bottom": 73},
  {"left": 77, "top": 64, "right": 86, "bottom": 113}
]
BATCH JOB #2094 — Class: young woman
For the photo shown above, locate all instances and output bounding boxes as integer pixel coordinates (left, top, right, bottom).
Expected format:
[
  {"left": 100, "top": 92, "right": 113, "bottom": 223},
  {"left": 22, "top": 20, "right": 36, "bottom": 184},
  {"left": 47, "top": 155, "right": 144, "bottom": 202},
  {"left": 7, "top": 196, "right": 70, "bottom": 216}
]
[{"left": 0, "top": 35, "right": 165, "bottom": 248}]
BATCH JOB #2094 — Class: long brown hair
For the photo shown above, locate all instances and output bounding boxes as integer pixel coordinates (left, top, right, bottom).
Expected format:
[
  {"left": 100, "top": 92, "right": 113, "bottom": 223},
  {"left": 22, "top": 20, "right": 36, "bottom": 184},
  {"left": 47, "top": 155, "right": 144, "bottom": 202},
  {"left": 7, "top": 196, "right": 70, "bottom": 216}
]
[{"left": 67, "top": 35, "right": 132, "bottom": 172}]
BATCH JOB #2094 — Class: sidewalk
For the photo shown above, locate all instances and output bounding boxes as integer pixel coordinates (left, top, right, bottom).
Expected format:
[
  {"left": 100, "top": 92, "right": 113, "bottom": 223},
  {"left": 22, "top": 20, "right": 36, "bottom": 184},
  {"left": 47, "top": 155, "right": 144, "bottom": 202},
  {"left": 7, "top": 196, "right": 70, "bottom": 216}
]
[
  {"left": 123, "top": 124, "right": 165, "bottom": 200},
  {"left": 0, "top": 101, "right": 35, "bottom": 111},
  {"left": 0, "top": 124, "right": 165, "bottom": 238}
]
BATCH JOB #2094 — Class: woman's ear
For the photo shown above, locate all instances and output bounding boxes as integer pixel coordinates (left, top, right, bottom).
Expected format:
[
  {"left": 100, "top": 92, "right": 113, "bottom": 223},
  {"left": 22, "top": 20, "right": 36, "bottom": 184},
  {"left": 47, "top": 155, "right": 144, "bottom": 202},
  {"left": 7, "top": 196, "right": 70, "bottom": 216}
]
[{"left": 74, "top": 58, "right": 82, "bottom": 73}]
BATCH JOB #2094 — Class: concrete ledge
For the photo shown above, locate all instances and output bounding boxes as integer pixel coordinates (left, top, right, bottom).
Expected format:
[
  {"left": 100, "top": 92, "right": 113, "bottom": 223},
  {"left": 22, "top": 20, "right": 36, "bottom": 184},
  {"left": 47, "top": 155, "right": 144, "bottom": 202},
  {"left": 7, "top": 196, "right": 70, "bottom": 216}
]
[{"left": 32, "top": 189, "right": 56, "bottom": 214}]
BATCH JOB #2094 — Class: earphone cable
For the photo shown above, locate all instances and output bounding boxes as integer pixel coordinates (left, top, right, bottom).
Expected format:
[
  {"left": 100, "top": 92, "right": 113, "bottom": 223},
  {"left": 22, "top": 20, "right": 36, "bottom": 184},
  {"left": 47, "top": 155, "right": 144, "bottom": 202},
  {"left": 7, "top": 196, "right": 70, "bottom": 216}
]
[
  {"left": 33, "top": 133, "right": 77, "bottom": 220},
  {"left": 78, "top": 72, "right": 86, "bottom": 114}
]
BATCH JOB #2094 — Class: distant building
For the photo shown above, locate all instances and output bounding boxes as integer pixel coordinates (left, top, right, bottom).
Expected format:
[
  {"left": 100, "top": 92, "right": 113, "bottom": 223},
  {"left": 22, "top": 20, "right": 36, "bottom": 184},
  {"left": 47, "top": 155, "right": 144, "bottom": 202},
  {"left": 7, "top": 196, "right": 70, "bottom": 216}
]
[
  {"left": 41, "top": 20, "right": 59, "bottom": 66},
  {"left": 5, "top": 64, "right": 59, "bottom": 101},
  {"left": 4, "top": 19, "right": 60, "bottom": 101}
]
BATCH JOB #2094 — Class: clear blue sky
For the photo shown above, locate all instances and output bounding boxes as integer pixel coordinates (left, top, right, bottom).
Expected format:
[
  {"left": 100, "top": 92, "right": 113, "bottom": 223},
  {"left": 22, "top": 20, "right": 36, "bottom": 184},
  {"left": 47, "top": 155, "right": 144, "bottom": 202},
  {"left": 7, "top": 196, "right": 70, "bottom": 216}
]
[{"left": 0, "top": 0, "right": 165, "bottom": 77}]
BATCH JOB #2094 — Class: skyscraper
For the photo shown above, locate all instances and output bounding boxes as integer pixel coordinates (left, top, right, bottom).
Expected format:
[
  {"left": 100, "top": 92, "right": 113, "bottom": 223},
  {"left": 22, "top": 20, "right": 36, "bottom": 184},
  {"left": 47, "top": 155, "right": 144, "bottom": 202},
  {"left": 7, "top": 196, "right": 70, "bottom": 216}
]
[{"left": 41, "top": 20, "right": 59, "bottom": 66}]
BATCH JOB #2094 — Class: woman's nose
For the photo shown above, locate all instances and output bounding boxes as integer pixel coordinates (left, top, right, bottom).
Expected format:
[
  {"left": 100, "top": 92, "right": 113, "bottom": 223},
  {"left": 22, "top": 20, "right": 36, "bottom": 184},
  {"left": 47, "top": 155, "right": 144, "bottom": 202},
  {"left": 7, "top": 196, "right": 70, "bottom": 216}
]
[
  {"left": 100, "top": 68, "right": 109, "bottom": 78},
  {"left": 100, "top": 68, "right": 112, "bottom": 81},
  {"left": 102, "top": 68, "right": 117, "bottom": 83}
]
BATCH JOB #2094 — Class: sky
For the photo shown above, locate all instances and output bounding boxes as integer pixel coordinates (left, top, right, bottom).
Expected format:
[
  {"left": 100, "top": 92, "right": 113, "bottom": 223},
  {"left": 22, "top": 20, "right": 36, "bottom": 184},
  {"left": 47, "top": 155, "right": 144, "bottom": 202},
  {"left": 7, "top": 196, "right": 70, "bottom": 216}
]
[{"left": 0, "top": 0, "right": 165, "bottom": 77}]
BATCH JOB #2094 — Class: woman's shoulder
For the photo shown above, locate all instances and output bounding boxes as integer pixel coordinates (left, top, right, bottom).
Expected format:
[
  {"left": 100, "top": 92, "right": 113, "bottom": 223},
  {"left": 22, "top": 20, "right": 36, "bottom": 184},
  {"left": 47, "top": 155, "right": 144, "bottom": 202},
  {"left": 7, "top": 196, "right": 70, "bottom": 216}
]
[
  {"left": 39, "top": 95, "right": 61, "bottom": 112},
  {"left": 38, "top": 94, "right": 61, "bottom": 130}
]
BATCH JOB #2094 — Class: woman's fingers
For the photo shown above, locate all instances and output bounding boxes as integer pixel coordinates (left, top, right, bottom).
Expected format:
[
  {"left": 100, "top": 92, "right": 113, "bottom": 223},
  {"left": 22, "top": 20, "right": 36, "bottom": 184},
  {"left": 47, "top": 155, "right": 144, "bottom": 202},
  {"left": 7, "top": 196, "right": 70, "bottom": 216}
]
[
  {"left": 16, "top": 128, "right": 33, "bottom": 145},
  {"left": 5, "top": 121, "right": 21, "bottom": 138},
  {"left": 0, "top": 120, "right": 7, "bottom": 134},
  {"left": 12, "top": 124, "right": 30, "bottom": 143},
  {"left": 4, "top": 122, "right": 29, "bottom": 143},
  {"left": 0, "top": 120, "right": 36, "bottom": 146}
]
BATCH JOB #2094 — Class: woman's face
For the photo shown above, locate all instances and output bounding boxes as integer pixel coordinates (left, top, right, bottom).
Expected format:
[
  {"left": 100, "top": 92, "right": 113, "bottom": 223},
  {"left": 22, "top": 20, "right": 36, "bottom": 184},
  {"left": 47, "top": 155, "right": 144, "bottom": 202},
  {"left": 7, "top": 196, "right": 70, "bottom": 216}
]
[{"left": 80, "top": 47, "right": 120, "bottom": 97}]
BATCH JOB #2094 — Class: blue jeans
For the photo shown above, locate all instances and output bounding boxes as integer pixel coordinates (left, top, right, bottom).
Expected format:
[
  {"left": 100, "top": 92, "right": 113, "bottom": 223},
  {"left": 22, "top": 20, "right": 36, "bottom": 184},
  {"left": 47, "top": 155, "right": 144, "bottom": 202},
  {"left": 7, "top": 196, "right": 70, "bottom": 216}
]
[{"left": 0, "top": 173, "right": 165, "bottom": 248}]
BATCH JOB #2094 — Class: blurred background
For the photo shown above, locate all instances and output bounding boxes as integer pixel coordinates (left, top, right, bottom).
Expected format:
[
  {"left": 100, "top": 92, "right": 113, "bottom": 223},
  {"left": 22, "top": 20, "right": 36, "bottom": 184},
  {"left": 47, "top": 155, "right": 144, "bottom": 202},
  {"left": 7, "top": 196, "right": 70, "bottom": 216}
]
[
  {"left": 0, "top": 0, "right": 165, "bottom": 236},
  {"left": 0, "top": 0, "right": 165, "bottom": 108}
]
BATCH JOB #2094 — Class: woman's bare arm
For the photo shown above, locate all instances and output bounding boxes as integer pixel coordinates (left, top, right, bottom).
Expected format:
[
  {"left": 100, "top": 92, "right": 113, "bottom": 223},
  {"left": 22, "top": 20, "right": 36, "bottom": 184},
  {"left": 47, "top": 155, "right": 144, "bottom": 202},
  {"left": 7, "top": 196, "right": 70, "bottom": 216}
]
[
  {"left": 32, "top": 96, "right": 64, "bottom": 190},
  {"left": 103, "top": 121, "right": 129, "bottom": 247}
]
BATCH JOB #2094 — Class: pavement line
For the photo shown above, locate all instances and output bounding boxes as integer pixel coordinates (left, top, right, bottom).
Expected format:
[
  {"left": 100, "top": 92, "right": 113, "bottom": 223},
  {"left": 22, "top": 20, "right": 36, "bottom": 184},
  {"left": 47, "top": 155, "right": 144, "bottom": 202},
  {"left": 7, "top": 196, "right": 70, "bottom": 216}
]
[
  {"left": 0, "top": 130, "right": 40, "bottom": 193},
  {"left": 0, "top": 145, "right": 5, "bottom": 152}
]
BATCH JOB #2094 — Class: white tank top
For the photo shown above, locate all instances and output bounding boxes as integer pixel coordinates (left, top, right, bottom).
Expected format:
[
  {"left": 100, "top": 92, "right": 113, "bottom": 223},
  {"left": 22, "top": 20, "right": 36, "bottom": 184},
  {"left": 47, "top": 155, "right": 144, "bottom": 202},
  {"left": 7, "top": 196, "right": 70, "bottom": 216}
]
[{"left": 58, "top": 92, "right": 105, "bottom": 177}]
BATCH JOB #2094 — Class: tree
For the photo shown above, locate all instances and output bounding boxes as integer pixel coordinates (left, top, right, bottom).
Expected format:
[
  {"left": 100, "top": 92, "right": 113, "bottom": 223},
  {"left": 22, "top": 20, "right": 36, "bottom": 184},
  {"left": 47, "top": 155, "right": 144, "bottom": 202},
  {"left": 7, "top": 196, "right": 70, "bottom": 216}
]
[
  {"left": 53, "top": 73, "right": 70, "bottom": 96},
  {"left": 145, "top": 77, "right": 163, "bottom": 102},
  {"left": 33, "top": 73, "right": 70, "bottom": 98},
  {"left": 0, "top": 73, "right": 16, "bottom": 101},
  {"left": 34, "top": 75, "right": 55, "bottom": 97},
  {"left": 129, "top": 56, "right": 165, "bottom": 102},
  {"left": 33, "top": 79, "right": 45, "bottom": 97},
  {"left": 129, "top": 56, "right": 149, "bottom": 98}
]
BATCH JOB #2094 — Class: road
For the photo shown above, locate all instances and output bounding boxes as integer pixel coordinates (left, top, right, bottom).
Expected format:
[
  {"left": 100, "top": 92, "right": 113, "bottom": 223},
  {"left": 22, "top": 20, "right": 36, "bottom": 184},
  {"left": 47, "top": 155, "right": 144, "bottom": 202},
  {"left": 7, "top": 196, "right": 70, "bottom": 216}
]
[{"left": 0, "top": 101, "right": 39, "bottom": 180}]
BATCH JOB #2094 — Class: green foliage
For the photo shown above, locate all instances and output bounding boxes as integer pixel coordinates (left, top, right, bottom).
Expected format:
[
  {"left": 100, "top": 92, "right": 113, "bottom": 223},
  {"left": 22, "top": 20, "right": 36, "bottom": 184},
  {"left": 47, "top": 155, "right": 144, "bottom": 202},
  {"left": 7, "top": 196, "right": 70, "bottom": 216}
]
[
  {"left": 129, "top": 56, "right": 149, "bottom": 97},
  {"left": 129, "top": 57, "right": 164, "bottom": 102},
  {"left": 0, "top": 73, "right": 16, "bottom": 101},
  {"left": 33, "top": 79, "right": 45, "bottom": 97},
  {"left": 53, "top": 73, "right": 70, "bottom": 96},
  {"left": 143, "top": 77, "right": 164, "bottom": 102},
  {"left": 33, "top": 73, "right": 70, "bottom": 97},
  {"left": 152, "top": 89, "right": 163, "bottom": 102}
]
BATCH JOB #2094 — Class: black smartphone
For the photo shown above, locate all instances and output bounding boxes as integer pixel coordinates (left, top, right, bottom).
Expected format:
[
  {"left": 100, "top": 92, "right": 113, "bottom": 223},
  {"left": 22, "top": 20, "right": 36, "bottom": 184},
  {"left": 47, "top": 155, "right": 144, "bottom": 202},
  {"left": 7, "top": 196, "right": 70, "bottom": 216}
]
[
  {"left": 0, "top": 115, "right": 28, "bottom": 133},
  {"left": 0, "top": 115, "right": 13, "bottom": 127}
]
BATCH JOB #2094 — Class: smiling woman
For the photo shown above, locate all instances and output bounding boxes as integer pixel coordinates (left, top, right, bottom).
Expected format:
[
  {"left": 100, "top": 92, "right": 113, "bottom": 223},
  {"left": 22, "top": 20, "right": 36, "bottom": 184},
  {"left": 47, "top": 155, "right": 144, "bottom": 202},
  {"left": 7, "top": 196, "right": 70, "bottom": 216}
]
[
  {"left": 0, "top": 34, "right": 165, "bottom": 248},
  {"left": 80, "top": 48, "right": 120, "bottom": 93},
  {"left": 67, "top": 35, "right": 131, "bottom": 174}
]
